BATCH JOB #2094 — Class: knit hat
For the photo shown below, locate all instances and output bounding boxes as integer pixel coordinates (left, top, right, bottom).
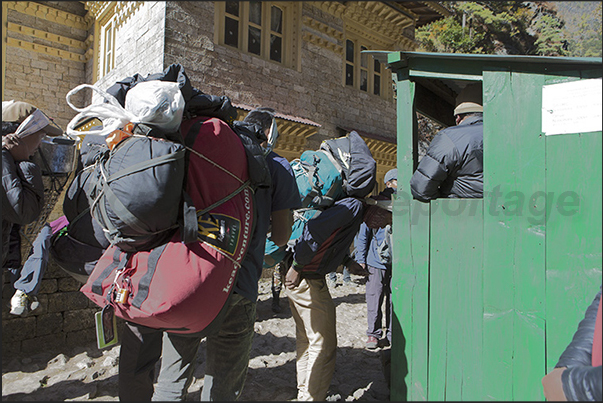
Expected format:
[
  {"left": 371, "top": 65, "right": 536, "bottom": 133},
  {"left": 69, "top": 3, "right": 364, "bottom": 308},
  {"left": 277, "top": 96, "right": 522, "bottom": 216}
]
[
  {"left": 2, "top": 100, "right": 63, "bottom": 137},
  {"left": 454, "top": 82, "right": 483, "bottom": 116},
  {"left": 384, "top": 168, "right": 397, "bottom": 184}
]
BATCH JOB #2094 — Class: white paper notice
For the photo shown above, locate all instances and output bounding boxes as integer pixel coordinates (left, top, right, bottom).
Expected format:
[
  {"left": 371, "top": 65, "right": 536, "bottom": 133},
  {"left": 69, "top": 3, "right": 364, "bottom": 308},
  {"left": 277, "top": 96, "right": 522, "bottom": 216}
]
[{"left": 542, "top": 78, "right": 602, "bottom": 136}]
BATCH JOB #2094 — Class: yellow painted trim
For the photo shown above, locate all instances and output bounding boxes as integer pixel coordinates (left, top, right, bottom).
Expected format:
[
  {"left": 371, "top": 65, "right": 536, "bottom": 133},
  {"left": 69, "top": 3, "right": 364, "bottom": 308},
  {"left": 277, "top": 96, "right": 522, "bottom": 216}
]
[
  {"left": 6, "top": 1, "right": 90, "bottom": 30},
  {"left": 7, "top": 37, "right": 87, "bottom": 62},
  {"left": 7, "top": 22, "right": 87, "bottom": 50},
  {"left": 2, "top": 2, "right": 7, "bottom": 101},
  {"left": 303, "top": 16, "right": 344, "bottom": 42},
  {"left": 302, "top": 32, "right": 343, "bottom": 55}
]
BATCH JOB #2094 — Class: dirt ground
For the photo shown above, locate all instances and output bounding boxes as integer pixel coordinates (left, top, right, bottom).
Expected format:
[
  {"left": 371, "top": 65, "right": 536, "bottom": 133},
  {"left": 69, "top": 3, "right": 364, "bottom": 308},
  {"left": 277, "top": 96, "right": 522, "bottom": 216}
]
[{"left": 2, "top": 274, "right": 391, "bottom": 401}]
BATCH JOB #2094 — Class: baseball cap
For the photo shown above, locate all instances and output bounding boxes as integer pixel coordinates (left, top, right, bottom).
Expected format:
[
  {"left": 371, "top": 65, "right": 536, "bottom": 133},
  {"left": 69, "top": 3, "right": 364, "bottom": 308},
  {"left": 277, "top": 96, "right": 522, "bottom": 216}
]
[
  {"left": 454, "top": 83, "right": 483, "bottom": 116},
  {"left": 2, "top": 101, "right": 63, "bottom": 137}
]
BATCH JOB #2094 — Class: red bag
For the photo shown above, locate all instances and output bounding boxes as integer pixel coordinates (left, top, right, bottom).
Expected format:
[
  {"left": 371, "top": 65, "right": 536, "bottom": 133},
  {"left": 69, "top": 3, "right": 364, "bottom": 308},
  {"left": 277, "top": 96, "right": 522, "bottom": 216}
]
[{"left": 80, "top": 117, "right": 254, "bottom": 334}]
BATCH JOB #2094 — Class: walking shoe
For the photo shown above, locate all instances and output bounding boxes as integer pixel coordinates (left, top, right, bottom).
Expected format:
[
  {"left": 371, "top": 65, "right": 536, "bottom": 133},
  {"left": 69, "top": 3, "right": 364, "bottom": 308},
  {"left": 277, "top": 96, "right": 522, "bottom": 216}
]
[
  {"left": 366, "top": 335, "right": 379, "bottom": 349},
  {"left": 10, "top": 290, "right": 39, "bottom": 316}
]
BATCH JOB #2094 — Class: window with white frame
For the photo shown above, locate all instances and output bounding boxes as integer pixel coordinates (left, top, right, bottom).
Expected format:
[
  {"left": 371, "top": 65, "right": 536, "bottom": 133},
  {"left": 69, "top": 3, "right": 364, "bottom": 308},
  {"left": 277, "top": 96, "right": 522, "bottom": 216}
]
[
  {"left": 217, "top": 1, "right": 297, "bottom": 67},
  {"left": 345, "top": 37, "right": 386, "bottom": 98}
]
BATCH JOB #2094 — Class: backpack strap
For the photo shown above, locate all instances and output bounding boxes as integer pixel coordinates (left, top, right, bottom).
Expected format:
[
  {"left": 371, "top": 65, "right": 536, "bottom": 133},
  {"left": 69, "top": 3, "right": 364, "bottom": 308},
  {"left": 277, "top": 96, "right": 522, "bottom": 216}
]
[
  {"left": 91, "top": 248, "right": 126, "bottom": 296},
  {"left": 131, "top": 243, "right": 168, "bottom": 309},
  {"left": 177, "top": 119, "right": 207, "bottom": 244}
]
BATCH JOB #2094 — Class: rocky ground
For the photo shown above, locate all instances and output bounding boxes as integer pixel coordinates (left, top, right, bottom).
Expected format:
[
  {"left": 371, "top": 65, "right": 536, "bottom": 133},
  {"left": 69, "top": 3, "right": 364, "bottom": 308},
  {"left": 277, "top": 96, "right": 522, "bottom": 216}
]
[{"left": 2, "top": 274, "right": 391, "bottom": 401}]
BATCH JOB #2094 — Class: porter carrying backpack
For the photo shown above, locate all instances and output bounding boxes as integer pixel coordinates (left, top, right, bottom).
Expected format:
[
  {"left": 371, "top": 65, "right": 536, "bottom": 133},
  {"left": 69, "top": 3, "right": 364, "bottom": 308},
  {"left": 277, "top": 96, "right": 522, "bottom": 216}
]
[{"left": 80, "top": 116, "right": 255, "bottom": 335}]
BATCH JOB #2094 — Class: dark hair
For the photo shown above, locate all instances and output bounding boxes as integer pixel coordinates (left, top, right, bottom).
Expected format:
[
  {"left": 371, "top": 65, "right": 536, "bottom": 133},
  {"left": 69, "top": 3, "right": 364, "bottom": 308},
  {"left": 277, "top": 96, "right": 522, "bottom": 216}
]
[
  {"left": 2, "top": 121, "right": 20, "bottom": 136},
  {"left": 243, "top": 107, "right": 276, "bottom": 134}
]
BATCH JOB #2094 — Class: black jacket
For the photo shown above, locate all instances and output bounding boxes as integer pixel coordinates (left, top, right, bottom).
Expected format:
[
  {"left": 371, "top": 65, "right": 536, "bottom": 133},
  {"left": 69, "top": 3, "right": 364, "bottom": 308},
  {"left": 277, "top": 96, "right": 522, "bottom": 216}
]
[
  {"left": 556, "top": 285, "right": 602, "bottom": 401},
  {"left": 410, "top": 114, "right": 483, "bottom": 202}
]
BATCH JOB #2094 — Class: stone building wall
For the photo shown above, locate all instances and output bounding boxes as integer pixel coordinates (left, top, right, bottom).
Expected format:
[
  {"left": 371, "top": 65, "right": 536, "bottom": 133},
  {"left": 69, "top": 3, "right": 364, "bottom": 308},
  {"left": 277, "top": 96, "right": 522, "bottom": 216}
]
[
  {"left": 163, "top": 1, "right": 398, "bottom": 151},
  {"left": 2, "top": 1, "right": 89, "bottom": 128},
  {"left": 91, "top": 1, "right": 166, "bottom": 101}
]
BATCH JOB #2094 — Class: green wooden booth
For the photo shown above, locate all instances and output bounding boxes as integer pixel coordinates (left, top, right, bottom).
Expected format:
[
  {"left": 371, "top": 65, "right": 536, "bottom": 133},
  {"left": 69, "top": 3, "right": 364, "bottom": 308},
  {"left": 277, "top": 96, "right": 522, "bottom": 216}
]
[{"left": 380, "top": 51, "right": 602, "bottom": 401}]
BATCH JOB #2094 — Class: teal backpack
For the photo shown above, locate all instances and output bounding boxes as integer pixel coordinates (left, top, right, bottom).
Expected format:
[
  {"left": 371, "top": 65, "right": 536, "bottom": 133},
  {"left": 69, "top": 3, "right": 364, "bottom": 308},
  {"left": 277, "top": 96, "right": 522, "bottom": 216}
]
[{"left": 291, "top": 150, "right": 345, "bottom": 209}]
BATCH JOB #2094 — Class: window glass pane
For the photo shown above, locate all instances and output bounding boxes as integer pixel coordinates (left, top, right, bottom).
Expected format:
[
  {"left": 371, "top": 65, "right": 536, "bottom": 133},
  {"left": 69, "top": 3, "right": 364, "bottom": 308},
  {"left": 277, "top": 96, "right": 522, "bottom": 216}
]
[
  {"left": 374, "top": 75, "right": 381, "bottom": 96},
  {"left": 271, "top": 6, "right": 283, "bottom": 33},
  {"left": 225, "top": 1, "right": 239, "bottom": 17},
  {"left": 374, "top": 58, "right": 381, "bottom": 73},
  {"left": 225, "top": 16, "right": 239, "bottom": 47},
  {"left": 361, "top": 45, "right": 368, "bottom": 68},
  {"left": 346, "top": 40, "right": 354, "bottom": 63},
  {"left": 270, "top": 34, "right": 282, "bottom": 62},
  {"left": 346, "top": 64, "right": 354, "bottom": 86},
  {"left": 360, "top": 70, "right": 367, "bottom": 91},
  {"left": 248, "top": 26, "right": 261, "bottom": 55},
  {"left": 249, "top": 2, "right": 262, "bottom": 25}
]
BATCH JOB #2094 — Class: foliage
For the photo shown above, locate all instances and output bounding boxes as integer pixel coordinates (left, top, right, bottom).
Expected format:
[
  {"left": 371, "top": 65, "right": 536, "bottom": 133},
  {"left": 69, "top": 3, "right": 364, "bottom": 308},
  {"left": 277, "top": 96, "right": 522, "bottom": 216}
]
[
  {"left": 416, "top": 1, "right": 570, "bottom": 56},
  {"left": 556, "top": 1, "right": 602, "bottom": 57}
]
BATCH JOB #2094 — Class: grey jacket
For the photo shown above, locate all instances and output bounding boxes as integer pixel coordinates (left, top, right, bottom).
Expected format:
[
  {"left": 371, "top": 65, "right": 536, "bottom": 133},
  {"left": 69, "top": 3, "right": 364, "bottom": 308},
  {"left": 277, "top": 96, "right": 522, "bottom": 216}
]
[
  {"left": 410, "top": 114, "right": 483, "bottom": 202},
  {"left": 556, "top": 285, "right": 602, "bottom": 401},
  {"left": 2, "top": 149, "right": 45, "bottom": 267}
]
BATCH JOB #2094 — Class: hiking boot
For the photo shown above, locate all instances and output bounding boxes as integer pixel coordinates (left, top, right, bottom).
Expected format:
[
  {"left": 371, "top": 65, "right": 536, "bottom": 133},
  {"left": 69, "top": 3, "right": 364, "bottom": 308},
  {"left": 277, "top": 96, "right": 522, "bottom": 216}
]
[
  {"left": 10, "top": 290, "right": 39, "bottom": 316},
  {"left": 366, "top": 335, "right": 379, "bottom": 349}
]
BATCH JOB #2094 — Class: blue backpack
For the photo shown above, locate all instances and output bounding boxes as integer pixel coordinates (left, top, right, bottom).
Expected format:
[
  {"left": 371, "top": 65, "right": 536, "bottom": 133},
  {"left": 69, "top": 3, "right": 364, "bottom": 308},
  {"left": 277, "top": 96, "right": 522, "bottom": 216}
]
[
  {"left": 263, "top": 150, "right": 344, "bottom": 268},
  {"left": 263, "top": 208, "right": 321, "bottom": 269},
  {"left": 291, "top": 150, "right": 345, "bottom": 209}
]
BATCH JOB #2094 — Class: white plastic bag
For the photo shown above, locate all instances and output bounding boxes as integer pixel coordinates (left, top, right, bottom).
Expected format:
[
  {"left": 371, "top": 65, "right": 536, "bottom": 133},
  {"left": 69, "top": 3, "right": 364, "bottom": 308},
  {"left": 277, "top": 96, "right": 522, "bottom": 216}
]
[
  {"left": 65, "top": 84, "right": 137, "bottom": 137},
  {"left": 125, "top": 81, "right": 185, "bottom": 133},
  {"left": 65, "top": 81, "right": 185, "bottom": 137}
]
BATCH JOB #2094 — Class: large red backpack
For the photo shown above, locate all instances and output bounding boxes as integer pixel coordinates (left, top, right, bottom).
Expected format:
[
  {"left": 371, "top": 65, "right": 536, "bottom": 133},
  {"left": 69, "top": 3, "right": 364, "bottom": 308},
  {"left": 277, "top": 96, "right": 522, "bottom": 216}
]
[{"left": 80, "top": 116, "right": 254, "bottom": 335}]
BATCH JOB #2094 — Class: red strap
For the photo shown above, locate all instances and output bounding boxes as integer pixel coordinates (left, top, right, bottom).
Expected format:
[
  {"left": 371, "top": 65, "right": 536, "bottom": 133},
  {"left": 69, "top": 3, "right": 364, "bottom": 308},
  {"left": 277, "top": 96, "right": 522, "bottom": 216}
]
[{"left": 592, "top": 295, "right": 602, "bottom": 367}]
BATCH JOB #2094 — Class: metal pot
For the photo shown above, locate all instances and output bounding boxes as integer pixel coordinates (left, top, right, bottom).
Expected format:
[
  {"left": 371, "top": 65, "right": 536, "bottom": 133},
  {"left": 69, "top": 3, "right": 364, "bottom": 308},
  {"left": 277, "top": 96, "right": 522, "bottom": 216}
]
[{"left": 32, "top": 136, "right": 79, "bottom": 175}]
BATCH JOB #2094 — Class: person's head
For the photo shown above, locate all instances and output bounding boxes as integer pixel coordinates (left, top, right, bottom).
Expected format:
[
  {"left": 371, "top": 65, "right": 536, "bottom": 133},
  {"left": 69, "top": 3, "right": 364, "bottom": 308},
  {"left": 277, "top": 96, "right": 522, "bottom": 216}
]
[
  {"left": 243, "top": 107, "right": 277, "bottom": 150},
  {"left": 243, "top": 107, "right": 276, "bottom": 137},
  {"left": 384, "top": 168, "right": 397, "bottom": 190},
  {"left": 454, "top": 82, "right": 483, "bottom": 125},
  {"left": 2, "top": 101, "right": 62, "bottom": 158}
]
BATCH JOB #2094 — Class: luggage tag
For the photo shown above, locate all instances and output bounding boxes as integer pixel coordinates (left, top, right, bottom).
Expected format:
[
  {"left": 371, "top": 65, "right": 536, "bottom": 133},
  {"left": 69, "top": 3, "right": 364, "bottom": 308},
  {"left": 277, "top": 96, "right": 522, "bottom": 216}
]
[{"left": 95, "top": 304, "right": 119, "bottom": 349}]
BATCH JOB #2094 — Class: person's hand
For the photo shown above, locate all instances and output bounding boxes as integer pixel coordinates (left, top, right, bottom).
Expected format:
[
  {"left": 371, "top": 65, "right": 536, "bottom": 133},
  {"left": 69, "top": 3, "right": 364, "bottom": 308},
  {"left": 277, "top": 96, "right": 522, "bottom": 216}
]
[
  {"left": 2, "top": 133, "right": 21, "bottom": 152},
  {"left": 346, "top": 260, "right": 370, "bottom": 276},
  {"left": 284, "top": 267, "right": 301, "bottom": 289},
  {"left": 542, "top": 367, "right": 568, "bottom": 401}
]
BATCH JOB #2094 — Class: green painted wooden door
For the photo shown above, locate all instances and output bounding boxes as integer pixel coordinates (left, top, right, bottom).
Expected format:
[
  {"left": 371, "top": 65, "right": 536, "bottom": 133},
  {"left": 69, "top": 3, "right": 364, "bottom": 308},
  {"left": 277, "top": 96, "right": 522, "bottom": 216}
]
[{"left": 392, "top": 68, "right": 601, "bottom": 401}]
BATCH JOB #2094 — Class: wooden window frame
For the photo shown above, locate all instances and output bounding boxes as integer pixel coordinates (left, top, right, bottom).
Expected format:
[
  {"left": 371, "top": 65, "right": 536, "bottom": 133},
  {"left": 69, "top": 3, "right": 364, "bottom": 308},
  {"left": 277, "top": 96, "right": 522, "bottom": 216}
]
[
  {"left": 344, "top": 34, "right": 388, "bottom": 99},
  {"left": 215, "top": 1, "right": 298, "bottom": 68},
  {"left": 96, "top": 5, "right": 117, "bottom": 81}
]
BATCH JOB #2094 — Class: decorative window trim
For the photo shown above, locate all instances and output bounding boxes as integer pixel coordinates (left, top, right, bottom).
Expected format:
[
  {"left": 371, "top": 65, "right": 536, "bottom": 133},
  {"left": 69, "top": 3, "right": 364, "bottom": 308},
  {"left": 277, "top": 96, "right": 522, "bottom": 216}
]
[
  {"left": 214, "top": 1, "right": 301, "bottom": 70},
  {"left": 343, "top": 32, "right": 391, "bottom": 99}
]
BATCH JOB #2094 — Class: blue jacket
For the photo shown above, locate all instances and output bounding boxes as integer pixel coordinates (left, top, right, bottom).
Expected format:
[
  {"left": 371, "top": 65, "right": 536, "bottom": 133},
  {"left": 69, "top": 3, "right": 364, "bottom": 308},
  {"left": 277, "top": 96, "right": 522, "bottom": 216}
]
[
  {"left": 355, "top": 188, "right": 394, "bottom": 270},
  {"left": 293, "top": 197, "right": 364, "bottom": 278}
]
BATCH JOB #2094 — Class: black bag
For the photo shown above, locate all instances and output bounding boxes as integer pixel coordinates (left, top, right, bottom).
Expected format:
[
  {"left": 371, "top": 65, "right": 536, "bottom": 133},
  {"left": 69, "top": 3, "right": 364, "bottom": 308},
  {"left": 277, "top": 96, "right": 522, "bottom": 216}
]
[
  {"left": 320, "top": 130, "right": 377, "bottom": 198},
  {"left": 85, "top": 132, "right": 188, "bottom": 252}
]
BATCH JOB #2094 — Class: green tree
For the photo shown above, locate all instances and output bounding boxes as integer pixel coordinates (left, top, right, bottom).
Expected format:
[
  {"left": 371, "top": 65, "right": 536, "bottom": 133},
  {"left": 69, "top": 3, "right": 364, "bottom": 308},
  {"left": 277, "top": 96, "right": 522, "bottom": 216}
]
[
  {"left": 416, "top": 1, "right": 568, "bottom": 56},
  {"left": 566, "top": 2, "right": 602, "bottom": 57}
]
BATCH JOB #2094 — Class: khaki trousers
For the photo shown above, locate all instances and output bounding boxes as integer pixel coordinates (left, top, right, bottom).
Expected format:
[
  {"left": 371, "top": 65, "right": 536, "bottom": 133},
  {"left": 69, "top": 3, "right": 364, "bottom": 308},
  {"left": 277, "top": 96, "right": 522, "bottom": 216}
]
[{"left": 286, "top": 277, "right": 337, "bottom": 401}]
